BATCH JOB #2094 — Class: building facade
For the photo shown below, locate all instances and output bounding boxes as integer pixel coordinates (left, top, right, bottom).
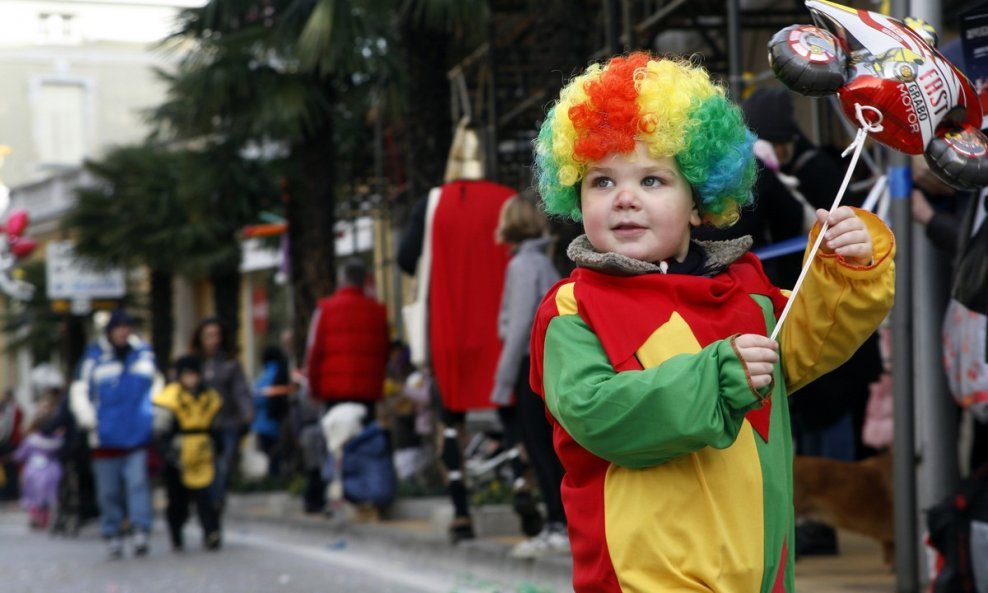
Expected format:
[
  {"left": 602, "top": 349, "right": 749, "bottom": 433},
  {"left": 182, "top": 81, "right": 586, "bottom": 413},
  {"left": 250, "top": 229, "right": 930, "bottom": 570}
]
[{"left": 0, "top": 0, "right": 204, "bottom": 404}]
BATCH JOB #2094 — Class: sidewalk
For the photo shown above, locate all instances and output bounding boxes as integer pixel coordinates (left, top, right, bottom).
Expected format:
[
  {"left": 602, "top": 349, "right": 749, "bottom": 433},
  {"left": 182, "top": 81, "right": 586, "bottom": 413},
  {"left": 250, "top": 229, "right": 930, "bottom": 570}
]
[{"left": 226, "top": 491, "right": 896, "bottom": 592}]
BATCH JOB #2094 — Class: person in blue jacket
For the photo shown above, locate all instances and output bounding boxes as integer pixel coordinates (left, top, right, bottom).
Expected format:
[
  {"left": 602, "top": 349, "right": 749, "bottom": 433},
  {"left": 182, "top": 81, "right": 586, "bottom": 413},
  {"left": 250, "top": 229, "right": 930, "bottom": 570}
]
[
  {"left": 251, "top": 345, "right": 291, "bottom": 478},
  {"left": 70, "top": 309, "right": 160, "bottom": 559}
]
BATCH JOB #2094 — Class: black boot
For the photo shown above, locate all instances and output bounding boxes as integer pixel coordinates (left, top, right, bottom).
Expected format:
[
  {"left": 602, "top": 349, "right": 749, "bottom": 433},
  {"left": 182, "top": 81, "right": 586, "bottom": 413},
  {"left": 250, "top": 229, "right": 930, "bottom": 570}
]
[{"left": 513, "top": 490, "right": 544, "bottom": 537}]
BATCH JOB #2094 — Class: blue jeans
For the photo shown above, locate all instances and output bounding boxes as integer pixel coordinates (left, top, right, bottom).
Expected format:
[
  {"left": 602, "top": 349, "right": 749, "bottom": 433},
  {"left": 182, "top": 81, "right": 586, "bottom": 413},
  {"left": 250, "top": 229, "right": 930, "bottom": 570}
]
[
  {"left": 92, "top": 448, "right": 152, "bottom": 537},
  {"left": 794, "top": 413, "right": 856, "bottom": 461},
  {"left": 211, "top": 428, "right": 241, "bottom": 507}
]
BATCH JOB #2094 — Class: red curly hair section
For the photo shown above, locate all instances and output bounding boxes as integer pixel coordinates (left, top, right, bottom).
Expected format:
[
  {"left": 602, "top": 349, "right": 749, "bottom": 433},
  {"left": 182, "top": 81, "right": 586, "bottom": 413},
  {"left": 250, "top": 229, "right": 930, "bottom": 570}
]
[{"left": 568, "top": 53, "right": 648, "bottom": 163}]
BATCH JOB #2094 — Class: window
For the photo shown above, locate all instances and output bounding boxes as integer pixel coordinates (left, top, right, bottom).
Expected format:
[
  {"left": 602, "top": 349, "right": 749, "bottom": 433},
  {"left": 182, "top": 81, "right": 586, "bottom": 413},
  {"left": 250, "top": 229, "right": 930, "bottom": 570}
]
[
  {"left": 35, "top": 82, "right": 88, "bottom": 167},
  {"left": 37, "top": 13, "right": 81, "bottom": 45}
]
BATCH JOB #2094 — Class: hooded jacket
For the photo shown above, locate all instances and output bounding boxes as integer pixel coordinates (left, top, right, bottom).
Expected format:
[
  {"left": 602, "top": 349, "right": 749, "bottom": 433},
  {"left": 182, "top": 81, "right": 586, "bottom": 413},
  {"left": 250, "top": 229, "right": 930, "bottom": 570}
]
[{"left": 73, "top": 335, "right": 158, "bottom": 450}]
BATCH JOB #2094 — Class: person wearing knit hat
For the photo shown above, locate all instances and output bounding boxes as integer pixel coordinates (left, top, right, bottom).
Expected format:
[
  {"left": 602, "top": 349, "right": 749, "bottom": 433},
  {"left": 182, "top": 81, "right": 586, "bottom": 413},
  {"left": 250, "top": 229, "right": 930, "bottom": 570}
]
[
  {"left": 529, "top": 51, "right": 896, "bottom": 593},
  {"left": 742, "top": 87, "right": 846, "bottom": 213},
  {"left": 104, "top": 308, "right": 134, "bottom": 332},
  {"left": 172, "top": 354, "right": 202, "bottom": 378},
  {"left": 742, "top": 87, "right": 799, "bottom": 144},
  {"left": 152, "top": 353, "right": 223, "bottom": 551},
  {"left": 70, "top": 308, "right": 158, "bottom": 558}
]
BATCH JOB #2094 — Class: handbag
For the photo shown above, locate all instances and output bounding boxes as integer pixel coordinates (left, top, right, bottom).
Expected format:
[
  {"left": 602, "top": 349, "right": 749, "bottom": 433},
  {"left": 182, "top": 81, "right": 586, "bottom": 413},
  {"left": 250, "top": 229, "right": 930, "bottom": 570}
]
[{"left": 402, "top": 187, "right": 441, "bottom": 367}]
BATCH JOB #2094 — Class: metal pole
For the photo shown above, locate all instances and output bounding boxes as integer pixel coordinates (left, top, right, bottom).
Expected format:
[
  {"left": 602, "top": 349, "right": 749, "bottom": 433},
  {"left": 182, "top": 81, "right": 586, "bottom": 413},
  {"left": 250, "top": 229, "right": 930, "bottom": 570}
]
[
  {"left": 907, "top": 2, "right": 960, "bottom": 578},
  {"left": 891, "top": 156, "right": 919, "bottom": 593},
  {"left": 604, "top": 0, "right": 622, "bottom": 56},
  {"left": 621, "top": 0, "right": 632, "bottom": 52},
  {"left": 890, "top": 6, "right": 918, "bottom": 590},
  {"left": 486, "top": 18, "right": 499, "bottom": 183},
  {"left": 727, "top": 0, "right": 743, "bottom": 101}
]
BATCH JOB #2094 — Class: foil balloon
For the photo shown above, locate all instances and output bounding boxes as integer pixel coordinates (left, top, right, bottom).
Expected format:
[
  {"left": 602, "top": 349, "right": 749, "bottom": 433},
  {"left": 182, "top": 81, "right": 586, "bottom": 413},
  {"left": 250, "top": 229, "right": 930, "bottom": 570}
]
[
  {"left": 769, "top": 0, "right": 988, "bottom": 190},
  {"left": 0, "top": 147, "right": 35, "bottom": 301},
  {"left": 0, "top": 211, "right": 36, "bottom": 300}
]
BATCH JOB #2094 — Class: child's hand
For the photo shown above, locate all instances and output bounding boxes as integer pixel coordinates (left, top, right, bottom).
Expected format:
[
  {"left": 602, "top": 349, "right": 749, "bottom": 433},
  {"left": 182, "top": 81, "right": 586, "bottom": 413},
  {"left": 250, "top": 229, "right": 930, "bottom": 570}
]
[
  {"left": 733, "top": 334, "right": 779, "bottom": 390},
  {"left": 816, "top": 207, "right": 873, "bottom": 266}
]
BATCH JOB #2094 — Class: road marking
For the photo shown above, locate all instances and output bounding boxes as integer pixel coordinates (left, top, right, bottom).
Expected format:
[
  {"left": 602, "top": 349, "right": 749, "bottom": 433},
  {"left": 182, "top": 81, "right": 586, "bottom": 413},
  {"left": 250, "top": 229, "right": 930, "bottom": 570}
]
[{"left": 226, "top": 530, "right": 451, "bottom": 593}]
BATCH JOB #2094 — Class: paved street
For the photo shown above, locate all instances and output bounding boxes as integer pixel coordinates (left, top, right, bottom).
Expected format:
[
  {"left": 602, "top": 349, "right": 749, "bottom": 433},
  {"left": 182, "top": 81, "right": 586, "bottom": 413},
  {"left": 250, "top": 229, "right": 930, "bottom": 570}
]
[
  {"left": 0, "top": 493, "right": 899, "bottom": 593},
  {"left": 0, "top": 506, "right": 564, "bottom": 593}
]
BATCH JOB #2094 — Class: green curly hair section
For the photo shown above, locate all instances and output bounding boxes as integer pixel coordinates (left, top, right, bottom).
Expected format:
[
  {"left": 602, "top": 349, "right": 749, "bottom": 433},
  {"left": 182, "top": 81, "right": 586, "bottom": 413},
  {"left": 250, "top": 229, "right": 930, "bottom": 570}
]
[{"left": 535, "top": 107, "right": 583, "bottom": 221}]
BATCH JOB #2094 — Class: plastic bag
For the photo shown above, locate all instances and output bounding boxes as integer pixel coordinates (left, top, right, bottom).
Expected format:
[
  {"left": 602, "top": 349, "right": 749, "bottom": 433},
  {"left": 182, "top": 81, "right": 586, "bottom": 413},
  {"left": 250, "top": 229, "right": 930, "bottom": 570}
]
[
  {"left": 239, "top": 433, "right": 269, "bottom": 480},
  {"left": 942, "top": 299, "right": 988, "bottom": 423}
]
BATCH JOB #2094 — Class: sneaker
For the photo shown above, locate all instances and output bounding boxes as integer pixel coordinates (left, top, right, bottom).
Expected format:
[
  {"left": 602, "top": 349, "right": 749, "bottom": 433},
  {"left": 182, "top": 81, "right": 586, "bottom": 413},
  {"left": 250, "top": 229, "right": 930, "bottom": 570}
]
[
  {"left": 133, "top": 530, "right": 150, "bottom": 557},
  {"left": 512, "top": 491, "right": 544, "bottom": 537},
  {"left": 510, "top": 524, "right": 570, "bottom": 559},
  {"left": 106, "top": 536, "right": 124, "bottom": 559}
]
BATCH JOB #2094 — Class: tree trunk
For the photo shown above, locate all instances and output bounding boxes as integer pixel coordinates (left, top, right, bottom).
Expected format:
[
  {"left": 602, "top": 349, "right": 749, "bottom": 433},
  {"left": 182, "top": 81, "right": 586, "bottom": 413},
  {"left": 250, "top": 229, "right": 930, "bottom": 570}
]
[
  {"left": 210, "top": 268, "right": 241, "bottom": 353},
  {"left": 63, "top": 315, "right": 87, "bottom": 377},
  {"left": 286, "top": 116, "right": 337, "bottom": 362},
  {"left": 149, "top": 269, "right": 174, "bottom": 374},
  {"left": 530, "top": 0, "right": 592, "bottom": 102},
  {"left": 400, "top": 21, "right": 453, "bottom": 201},
  {"left": 530, "top": 0, "right": 592, "bottom": 276}
]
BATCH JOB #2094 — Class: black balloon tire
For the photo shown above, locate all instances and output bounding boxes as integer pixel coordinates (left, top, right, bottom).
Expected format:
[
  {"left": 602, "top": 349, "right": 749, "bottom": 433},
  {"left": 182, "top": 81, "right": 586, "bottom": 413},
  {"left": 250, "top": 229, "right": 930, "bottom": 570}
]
[
  {"left": 924, "top": 127, "right": 988, "bottom": 191},
  {"left": 768, "top": 25, "right": 846, "bottom": 98}
]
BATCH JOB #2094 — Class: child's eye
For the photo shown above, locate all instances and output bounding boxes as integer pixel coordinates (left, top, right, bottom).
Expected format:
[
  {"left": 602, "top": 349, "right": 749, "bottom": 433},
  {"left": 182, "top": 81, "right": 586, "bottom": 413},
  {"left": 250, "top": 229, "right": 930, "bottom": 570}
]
[
  {"left": 642, "top": 176, "right": 663, "bottom": 187},
  {"left": 590, "top": 176, "right": 614, "bottom": 188}
]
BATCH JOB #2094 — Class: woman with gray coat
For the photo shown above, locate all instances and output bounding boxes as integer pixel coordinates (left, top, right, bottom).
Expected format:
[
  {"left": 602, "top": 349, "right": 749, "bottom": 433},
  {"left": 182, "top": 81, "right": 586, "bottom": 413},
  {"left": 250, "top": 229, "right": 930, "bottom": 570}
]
[{"left": 491, "top": 194, "right": 568, "bottom": 559}]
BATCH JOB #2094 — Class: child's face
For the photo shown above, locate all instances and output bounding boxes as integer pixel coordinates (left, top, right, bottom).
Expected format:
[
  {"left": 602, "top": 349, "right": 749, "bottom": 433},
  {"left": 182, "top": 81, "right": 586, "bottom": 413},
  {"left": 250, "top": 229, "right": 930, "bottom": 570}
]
[
  {"left": 580, "top": 141, "right": 701, "bottom": 264},
  {"left": 179, "top": 369, "right": 201, "bottom": 391}
]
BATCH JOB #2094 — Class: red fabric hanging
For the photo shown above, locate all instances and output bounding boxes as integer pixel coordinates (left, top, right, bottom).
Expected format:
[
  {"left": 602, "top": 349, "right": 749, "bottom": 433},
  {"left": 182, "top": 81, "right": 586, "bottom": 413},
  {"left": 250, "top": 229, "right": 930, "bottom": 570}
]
[{"left": 429, "top": 180, "right": 515, "bottom": 412}]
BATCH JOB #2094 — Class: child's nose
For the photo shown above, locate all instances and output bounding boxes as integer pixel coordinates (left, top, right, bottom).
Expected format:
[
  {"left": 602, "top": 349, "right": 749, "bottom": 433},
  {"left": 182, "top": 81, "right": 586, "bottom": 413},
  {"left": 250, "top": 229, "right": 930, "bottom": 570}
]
[{"left": 614, "top": 188, "right": 639, "bottom": 209}]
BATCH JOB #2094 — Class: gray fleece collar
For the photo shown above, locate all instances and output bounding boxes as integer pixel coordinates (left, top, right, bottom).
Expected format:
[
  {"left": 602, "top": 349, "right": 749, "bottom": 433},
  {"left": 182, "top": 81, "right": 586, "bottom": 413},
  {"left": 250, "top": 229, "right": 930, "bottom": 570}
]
[{"left": 566, "top": 234, "right": 753, "bottom": 276}]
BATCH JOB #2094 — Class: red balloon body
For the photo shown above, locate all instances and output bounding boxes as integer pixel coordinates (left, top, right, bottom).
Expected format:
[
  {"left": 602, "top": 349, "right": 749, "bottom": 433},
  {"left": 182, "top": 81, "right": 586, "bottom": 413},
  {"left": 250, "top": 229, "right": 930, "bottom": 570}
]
[
  {"left": 10, "top": 237, "right": 36, "bottom": 259},
  {"left": 4, "top": 209, "right": 28, "bottom": 238}
]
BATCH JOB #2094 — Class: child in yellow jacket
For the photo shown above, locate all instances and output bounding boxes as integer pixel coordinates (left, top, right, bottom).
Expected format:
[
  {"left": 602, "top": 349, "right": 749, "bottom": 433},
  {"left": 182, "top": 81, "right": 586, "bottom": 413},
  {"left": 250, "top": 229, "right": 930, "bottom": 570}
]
[{"left": 153, "top": 355, "right": 223, "bottom": 551}]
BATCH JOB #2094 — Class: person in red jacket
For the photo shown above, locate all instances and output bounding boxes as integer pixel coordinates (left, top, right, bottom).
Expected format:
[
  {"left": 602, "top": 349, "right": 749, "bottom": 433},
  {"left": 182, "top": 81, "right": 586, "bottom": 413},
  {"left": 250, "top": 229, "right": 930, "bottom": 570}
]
[{"left": 305, "top": 259, "right": 390, "bottom": 420}]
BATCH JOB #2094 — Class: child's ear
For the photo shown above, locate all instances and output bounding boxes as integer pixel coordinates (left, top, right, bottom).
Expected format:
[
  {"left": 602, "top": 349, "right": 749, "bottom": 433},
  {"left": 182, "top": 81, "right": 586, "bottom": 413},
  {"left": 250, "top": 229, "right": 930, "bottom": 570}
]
[{"left": 690, "top": 207, "right": 702, "bottom": 227}]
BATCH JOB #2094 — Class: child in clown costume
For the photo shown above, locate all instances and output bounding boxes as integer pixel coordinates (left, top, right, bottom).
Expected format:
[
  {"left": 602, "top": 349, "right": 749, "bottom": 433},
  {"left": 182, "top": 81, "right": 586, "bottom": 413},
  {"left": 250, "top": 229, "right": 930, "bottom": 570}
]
[{"left": 529, "top": 52, "right": 895, "bottom": 593}]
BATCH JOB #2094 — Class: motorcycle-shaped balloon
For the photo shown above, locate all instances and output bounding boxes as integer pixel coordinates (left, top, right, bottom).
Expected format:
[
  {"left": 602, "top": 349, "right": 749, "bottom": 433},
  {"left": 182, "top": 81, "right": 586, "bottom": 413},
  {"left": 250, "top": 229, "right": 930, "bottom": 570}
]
[{"left": 769, "top": 0, "right": 988, "bottom": 190}]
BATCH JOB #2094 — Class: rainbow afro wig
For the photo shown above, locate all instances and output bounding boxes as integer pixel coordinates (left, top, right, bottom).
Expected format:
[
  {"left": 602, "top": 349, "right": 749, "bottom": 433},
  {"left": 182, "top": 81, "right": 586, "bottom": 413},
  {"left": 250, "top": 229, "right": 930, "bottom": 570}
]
[{"left": 534, "top": 52, "right": 756, "bottom": 227}]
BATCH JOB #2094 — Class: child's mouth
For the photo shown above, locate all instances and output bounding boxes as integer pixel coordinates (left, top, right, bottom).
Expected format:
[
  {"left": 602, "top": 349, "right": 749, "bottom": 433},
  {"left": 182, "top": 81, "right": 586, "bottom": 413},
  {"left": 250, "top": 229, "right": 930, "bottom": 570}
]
[{"left": 613, "top": 223, "right": 645, "bottom": 236}]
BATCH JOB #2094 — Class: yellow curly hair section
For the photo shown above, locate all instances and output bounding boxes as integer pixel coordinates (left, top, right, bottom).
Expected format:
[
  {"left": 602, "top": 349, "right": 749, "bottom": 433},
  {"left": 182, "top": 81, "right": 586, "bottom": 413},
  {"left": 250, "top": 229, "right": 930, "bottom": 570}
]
[{"left": 635, "top": 59, "right": 721, "bottom": 162}]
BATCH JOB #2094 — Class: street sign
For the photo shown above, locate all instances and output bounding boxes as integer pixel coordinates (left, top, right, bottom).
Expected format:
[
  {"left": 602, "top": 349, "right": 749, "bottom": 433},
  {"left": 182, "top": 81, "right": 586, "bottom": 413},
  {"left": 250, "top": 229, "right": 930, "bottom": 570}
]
[{"left": 45, "top": 240, "right": 125, "bottom": 300}]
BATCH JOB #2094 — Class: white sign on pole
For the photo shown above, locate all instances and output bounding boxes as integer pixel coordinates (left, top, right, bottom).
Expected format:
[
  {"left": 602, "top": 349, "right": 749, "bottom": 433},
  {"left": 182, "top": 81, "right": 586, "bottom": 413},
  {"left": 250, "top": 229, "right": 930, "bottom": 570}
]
[{"left": 46, "top": 240, "right": 126, "bottom": 300}]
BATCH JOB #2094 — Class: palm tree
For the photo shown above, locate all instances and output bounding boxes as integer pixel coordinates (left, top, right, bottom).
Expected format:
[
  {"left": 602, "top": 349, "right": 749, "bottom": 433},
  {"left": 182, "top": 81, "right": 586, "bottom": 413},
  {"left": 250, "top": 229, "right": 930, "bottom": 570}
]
[
  {"left": 154, "top": 0, "right": 396, "bottom": 356},
  {"left": 0, "top": 262, "right": 72, "bottom": 366},
  {"left": 64, "top": 143, "right": 275, "bottom": 370},
  {"left": 395, "top": 0, "right": 488, "bottom": 198},
  {"left": 65, "top": 144, "right": 186, "bottom": 370},
  {"left": 528, "top": 0, "right": 593, "bottom": 274}
]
